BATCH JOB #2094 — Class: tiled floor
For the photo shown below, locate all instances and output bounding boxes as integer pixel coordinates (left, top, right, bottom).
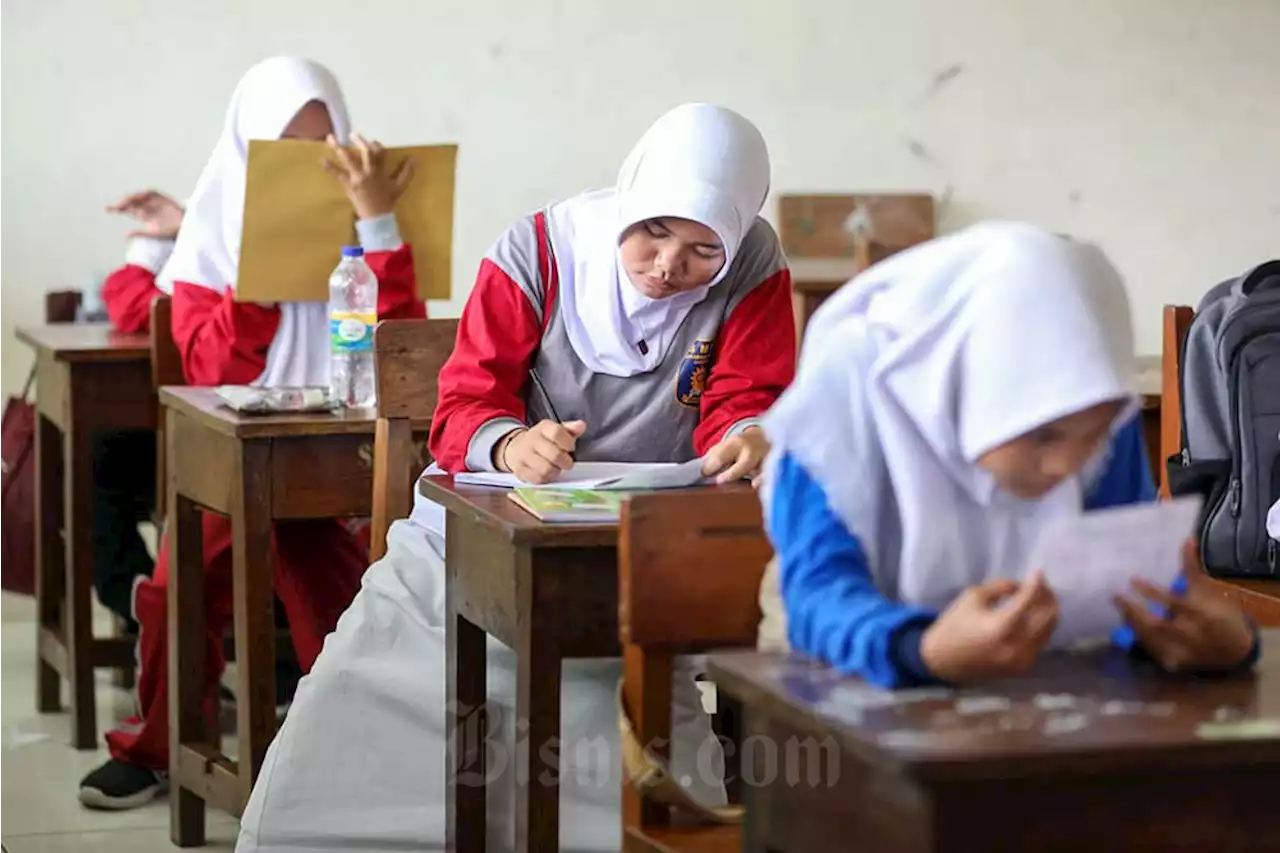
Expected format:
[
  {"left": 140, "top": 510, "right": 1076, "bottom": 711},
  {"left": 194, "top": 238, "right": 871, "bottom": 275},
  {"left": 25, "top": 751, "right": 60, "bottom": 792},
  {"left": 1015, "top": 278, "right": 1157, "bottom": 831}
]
[{"left": 1, "top": 592, "right": 239, "bottom": 851}]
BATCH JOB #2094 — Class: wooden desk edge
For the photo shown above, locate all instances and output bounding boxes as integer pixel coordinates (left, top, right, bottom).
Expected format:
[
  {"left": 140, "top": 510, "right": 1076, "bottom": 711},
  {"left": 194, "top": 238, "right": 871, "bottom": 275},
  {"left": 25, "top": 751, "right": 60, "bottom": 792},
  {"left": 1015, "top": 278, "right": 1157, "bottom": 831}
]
[{"left": 418, "top": 475, "right": 620, "bottom": 547}]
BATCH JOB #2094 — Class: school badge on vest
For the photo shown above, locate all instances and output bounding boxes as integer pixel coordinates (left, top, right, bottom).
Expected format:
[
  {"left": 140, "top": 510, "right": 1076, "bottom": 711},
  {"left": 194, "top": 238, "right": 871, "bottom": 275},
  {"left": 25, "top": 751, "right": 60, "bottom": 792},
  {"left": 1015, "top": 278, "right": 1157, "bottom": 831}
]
[{"left": 675, "top": 339, "right": 713, "bottom": 408}]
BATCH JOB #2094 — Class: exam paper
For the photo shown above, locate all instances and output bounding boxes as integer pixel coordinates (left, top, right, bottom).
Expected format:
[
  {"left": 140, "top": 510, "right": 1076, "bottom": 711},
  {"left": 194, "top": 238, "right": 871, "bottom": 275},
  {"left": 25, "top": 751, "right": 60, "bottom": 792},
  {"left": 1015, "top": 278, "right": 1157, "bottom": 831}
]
[
  {"left": 1029, "top": 496, "right": 1203, "bottom": 646},
  {"left": 453, "top": 458, "right": 709, "bottom": 491}
]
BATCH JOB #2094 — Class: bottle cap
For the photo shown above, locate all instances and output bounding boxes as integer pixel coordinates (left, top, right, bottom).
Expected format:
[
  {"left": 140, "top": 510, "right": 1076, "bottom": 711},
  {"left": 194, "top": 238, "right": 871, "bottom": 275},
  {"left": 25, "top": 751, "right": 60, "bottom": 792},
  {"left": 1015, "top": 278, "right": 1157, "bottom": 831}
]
[{"left": 341, "top": 246, "right": 365, "bottom": 258}]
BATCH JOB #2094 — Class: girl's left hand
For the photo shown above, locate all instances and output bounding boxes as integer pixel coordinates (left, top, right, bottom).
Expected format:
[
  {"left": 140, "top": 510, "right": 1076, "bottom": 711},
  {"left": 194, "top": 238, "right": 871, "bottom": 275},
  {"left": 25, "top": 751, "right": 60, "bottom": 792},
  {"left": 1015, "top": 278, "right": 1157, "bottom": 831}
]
[
  {"left": 1113, "top": 540, "right": 1257, "bottom": 672},
  {"left": 701, "top": 427, "right": 770, "bottom": 486},
  {"left": 325, "top": 133, "right": 415, "bottom": 221}
]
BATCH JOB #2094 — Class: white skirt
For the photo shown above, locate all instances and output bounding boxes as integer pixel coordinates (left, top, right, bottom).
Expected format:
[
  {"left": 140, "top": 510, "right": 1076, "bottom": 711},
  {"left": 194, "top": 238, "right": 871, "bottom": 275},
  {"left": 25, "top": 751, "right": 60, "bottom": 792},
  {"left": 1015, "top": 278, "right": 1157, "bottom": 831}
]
[{"left": 236, "top": 516, "right": 724, "bottom": 853}]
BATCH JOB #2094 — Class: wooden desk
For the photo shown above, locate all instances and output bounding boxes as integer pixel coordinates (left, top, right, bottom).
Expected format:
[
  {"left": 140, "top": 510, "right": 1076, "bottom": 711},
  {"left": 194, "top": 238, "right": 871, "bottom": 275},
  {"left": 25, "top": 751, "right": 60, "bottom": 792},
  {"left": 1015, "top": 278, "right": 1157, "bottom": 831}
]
[
  {"left": 420, "top": 476, "right": 621, "bottom": 853},
  {"left": 162, "top": 387, "right": 396, "bottom": 845},
  {"left": 710, "top": 632, "right": 1280, "bottom": 853},
  {"left": 16, "top": 323, "right": 152, "bottom": 748}
]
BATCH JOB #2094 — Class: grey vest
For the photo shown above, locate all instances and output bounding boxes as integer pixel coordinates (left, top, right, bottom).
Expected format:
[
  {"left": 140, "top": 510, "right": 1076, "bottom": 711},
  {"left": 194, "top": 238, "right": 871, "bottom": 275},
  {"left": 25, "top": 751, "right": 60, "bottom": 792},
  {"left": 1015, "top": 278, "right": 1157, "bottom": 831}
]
[{"left": 486, "top": 211, "right": 786, "bottom": 464}]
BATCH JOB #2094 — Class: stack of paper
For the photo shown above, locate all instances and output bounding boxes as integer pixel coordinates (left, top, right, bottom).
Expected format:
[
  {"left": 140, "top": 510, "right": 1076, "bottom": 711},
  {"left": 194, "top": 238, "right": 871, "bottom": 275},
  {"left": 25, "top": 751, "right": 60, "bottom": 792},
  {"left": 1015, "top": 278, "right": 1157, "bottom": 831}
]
[
  {"left": 454, "top": 459, "right": 708, "bottom": 491},
  {"left": 1030, "top": 496, "right": 1202, "bottom": 646}
]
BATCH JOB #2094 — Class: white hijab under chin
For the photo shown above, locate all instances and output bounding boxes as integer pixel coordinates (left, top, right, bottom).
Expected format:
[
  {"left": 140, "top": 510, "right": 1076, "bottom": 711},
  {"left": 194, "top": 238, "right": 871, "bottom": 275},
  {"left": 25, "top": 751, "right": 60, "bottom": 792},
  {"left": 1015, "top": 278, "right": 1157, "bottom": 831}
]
[
  {"left": 764, "top": 221, "right": 1138, "bottom": 610},
  {"left": 158, "top": 57, "right": 350, "bottom": 388},
  {"left": 545, "top": 103, "right": 771, "bottom": 378}
]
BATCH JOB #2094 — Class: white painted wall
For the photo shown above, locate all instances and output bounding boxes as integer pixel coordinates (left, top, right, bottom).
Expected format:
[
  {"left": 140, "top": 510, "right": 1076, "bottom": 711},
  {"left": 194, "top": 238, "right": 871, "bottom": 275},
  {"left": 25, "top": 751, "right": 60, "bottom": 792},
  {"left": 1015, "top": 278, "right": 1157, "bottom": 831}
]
[{"left": 3, "top": 0, "right": 1278, "bottom": 399}]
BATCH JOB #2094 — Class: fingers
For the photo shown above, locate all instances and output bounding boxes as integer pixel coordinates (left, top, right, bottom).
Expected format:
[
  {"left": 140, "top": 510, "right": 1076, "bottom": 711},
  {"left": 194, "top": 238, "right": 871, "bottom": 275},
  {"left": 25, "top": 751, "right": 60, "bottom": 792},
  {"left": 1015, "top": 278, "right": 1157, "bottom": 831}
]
[
  {"left": 107, "top": 190, "right": 155, "bottom": 213},
  {"left": 991, "top": 572, "right": 1056, "bottom": 638},
  {"left": 326, "top": 134, "right": 358, "bottom": 176},
  {"left": 717, "top": 444, "right": 758, "bottom": 484},
  {"left": 1113, "top": 594, "right": 1202, "bottom": 670},
  {"left": 969, "top": 578, "right": 1021, "bottom": 606},
  {"left": 391, "top": 157, "right": 416, "bottom": 194},
  {"left": 560, "top": 419, "right": 588, "bottom": 438},
  {"left": 700, "top": 442, "right": 734, "bottom": 477},
  {"left": 351, "top": 132, "right": 374, "bottom": 175}
]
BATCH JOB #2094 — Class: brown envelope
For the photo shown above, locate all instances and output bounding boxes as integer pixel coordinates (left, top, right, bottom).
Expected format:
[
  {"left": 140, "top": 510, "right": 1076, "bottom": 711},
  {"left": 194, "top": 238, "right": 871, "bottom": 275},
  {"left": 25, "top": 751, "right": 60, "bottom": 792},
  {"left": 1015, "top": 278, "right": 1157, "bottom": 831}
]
[{"left": 237, "top": 139, "right": 457, "bottom": 302}]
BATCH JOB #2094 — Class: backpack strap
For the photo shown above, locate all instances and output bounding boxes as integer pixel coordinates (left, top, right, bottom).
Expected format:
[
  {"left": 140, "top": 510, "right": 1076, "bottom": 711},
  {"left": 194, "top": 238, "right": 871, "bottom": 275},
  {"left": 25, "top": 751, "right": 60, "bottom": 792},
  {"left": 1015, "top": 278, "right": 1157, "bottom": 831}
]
[{"left": 616, "top": 681, "right": 745, "bottom": 825}]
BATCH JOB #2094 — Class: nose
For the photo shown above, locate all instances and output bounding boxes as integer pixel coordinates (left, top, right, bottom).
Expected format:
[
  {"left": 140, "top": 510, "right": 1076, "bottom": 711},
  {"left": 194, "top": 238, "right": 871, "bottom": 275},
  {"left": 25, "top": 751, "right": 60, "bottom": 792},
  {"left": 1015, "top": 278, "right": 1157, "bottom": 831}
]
[{"left": 654, "top": 245, "right": 681, "bottom": 278}]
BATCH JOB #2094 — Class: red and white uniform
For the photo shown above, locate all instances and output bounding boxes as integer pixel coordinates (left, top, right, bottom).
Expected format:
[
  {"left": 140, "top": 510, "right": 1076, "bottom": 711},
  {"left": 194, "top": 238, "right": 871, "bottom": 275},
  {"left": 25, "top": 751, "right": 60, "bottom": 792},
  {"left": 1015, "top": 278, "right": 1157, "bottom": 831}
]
[
  {"left": 103, "top": 57, "right": 426, "bottom": 772},
  {"left": 238, "top": 104, "right": 789, "bottom": 853}
]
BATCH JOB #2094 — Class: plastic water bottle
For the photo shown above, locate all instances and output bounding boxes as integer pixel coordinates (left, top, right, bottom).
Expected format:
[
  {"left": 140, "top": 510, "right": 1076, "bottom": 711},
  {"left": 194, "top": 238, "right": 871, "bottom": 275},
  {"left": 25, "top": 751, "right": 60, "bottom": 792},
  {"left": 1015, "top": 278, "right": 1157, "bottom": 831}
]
[{"left": 328, "top": 246, "right": 379, "bottom": 408}]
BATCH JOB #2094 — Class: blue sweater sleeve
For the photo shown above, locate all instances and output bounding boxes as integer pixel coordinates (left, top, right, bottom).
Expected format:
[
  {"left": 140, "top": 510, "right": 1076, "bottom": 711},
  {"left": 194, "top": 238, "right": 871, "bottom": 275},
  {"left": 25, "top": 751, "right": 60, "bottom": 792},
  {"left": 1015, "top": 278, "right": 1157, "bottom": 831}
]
[{"left": 767, "top": 453, "right": 940, "bottom": 688}]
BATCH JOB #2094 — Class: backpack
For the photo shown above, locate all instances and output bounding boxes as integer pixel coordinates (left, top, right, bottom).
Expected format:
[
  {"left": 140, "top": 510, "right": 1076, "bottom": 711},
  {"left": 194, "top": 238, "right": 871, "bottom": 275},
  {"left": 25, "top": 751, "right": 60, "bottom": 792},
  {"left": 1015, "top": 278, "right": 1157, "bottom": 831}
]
[
  {"left": 1167, "top": 260, "right": 1280, "bottom": 578},
  {"left": 1, "top": 367, "right": 37, "bottom": 596}
]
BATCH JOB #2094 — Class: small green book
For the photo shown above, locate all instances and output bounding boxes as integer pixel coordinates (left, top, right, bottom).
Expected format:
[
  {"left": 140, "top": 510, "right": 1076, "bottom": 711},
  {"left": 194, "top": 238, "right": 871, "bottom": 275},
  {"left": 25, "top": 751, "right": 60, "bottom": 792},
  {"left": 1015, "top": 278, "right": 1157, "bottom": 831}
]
[{"left": 508, "top": 488, "right": 626, "bottom": 523}]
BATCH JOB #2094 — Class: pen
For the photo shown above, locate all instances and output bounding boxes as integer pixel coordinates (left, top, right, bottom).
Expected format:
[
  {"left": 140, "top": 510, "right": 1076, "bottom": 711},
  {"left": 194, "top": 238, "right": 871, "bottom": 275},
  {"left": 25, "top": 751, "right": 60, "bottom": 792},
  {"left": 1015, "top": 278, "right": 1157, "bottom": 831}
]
[{"left": 529, "top": 369, "right": 575, "bottom": 460}]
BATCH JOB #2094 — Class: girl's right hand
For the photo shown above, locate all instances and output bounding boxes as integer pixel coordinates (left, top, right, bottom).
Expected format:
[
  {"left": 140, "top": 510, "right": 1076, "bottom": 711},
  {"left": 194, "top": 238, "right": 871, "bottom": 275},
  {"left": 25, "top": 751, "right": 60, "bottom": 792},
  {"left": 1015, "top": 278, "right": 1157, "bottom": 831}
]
[
  {"left": 495, "top": 420, "right": 587, "bottom": 484},
  {"left": 920, "top": 572, "right": 1059, "bottom": 683}
]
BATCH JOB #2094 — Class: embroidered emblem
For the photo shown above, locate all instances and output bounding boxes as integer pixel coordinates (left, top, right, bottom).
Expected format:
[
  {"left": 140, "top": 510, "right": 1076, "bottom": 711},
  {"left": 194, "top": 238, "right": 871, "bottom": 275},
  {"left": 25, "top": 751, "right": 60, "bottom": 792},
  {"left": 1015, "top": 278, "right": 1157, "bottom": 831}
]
[{"left": 675, "top": 339, "right": 713, "bottom": 408}]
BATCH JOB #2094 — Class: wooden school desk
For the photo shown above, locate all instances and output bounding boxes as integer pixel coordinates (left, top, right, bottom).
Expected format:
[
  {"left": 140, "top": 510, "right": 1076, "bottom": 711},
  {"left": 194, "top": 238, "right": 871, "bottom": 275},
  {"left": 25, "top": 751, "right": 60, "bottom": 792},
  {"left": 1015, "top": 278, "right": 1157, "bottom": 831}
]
[
  {"left": 161, "top": 387, "right": 406, "bottom": 845},
  {"left": 709, "top": 631, "right": 1280, "bottom": 853},
  {"left": 16, "top": 323, "right": 152, "bottom": 749},
  {"left": 420, "top": 476, "right": 620, "bottom": 853},
  {"left": 421, "top": 477, "right": 753, "bottom": 853}
]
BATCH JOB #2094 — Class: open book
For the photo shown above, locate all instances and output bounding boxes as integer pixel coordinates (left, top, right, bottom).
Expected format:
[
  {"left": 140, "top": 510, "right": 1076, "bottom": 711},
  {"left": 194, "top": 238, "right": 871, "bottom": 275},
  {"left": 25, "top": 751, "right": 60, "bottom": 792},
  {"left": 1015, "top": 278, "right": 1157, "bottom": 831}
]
[{"left": 455, "top": 459, "right": 708, "bottom": 491}]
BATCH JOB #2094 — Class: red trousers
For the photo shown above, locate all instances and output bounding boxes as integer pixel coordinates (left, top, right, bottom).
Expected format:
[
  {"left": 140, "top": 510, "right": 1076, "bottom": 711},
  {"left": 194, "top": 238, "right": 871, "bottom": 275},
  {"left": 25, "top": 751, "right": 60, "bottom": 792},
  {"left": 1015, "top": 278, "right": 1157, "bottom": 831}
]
[{"left": 104, "top": 513, "right": 366, "bottom": 769}]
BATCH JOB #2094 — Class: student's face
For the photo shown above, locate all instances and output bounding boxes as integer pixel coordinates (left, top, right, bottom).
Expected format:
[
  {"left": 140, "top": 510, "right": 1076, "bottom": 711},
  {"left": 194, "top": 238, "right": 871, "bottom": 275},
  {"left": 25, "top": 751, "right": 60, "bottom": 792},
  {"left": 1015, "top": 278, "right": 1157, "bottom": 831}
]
[
  {"left": 281, "top": 100, "right": 335, "bottom": 141},
  {"left": 619, "top": 217, "right": 726, "bottom": 300},
  {"left": 976, "top": 400, "right": 1127, "bottom": 500}
]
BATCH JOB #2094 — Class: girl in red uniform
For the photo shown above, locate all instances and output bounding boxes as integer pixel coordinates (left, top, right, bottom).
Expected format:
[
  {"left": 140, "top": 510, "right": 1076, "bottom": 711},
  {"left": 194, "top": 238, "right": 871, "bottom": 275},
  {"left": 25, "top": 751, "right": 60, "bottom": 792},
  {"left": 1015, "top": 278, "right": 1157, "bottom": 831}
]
[{"left": 79, "top": 56, "right": 426, "bottom": 810}]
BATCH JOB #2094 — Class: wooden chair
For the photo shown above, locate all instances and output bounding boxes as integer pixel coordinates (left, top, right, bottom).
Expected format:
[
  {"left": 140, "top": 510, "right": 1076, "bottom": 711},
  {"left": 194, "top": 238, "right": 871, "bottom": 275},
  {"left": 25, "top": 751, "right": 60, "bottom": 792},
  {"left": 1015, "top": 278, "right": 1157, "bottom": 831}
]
[
  {"left": 149, "top": 295, "right": 183, "bottom": 525},
  {"left": 45, "top": 290, "right": 83, "bottom": 325},
  {"left": 1161, "top": 304, "right": 1280, "bottom": 626},
  {"left": 618, "top": 489, "right": 774, "bottom": 853},
  {"left": 369, "top": 318, "right": 459, "bottom": 561}
]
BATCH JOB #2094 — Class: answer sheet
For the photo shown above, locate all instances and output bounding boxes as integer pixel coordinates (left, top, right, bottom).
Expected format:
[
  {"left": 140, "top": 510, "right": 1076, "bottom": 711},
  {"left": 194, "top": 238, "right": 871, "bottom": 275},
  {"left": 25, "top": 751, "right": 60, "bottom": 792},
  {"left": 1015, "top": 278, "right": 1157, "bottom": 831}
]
[
  {"left": 453, "top": 458, "right": 709, "bottom": 491},
  {"left": 1030, "top": 496, "right": 1202, "bottom": 646}
]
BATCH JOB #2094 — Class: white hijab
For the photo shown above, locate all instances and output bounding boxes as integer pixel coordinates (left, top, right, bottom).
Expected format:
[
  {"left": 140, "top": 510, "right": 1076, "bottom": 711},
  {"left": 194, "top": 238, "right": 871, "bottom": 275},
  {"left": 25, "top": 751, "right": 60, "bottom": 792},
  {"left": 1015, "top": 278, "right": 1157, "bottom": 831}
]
[
  {"left": 158, "top": 57, "right": 351, "bottom": 388},
  {"left": 545, "top": 104, "right": 771, "bottom": 377},
  {"left": 763, "top": 222, "right": 1137, "bottom": 610}
]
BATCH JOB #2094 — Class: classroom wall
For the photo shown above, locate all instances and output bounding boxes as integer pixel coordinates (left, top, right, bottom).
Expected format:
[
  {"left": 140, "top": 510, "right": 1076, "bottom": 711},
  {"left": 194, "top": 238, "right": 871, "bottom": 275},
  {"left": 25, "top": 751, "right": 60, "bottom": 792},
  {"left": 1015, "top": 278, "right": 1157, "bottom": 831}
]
[{"left": 2, "top": 0, "right": 1277, "bottom": 400}]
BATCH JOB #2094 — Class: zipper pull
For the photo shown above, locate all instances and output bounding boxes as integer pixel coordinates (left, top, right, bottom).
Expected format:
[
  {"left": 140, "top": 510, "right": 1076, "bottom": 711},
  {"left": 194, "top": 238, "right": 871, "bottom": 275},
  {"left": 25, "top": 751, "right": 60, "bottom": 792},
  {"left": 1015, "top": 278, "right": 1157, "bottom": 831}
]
[
  {"left": 1268, "top": 539, "right": 1278, "bottom": 574},
  {"left": 1229, "top": 478, "right": 1242, "bottom": 516},
  {"left": 1180, "top": 448, "right": 1191, "bottom": 466}
]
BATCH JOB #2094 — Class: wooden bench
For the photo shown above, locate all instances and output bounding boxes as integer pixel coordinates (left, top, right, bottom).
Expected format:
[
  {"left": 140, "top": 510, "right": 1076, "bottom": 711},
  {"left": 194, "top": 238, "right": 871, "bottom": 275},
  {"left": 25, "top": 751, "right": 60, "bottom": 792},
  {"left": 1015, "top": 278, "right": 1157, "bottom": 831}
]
[{"left": 618, "top": 489, "right": 774, "bottom": 853}]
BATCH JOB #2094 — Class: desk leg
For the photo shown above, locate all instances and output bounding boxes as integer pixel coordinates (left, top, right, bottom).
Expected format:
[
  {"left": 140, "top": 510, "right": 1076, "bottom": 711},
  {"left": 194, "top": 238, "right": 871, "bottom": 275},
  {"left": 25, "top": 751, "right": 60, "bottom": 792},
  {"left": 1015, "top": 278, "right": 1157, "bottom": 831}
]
[
  {"left": 232, "top": 441, "right": 276, "bottom": 809},
  {"left": 169, "top": 491, "right": 207, "bottom": 847},
  {"left": 63, "top": 413, "right": 97, "bottom": 749},
  {"left": 34, "top": 413, "right": 63, "bottom": 713},
  {"left": 515, "top": 578, "right": 560, "bottom": 853},
  {"left": 446, "top": 549, "right": 488, "bottom": 853}
]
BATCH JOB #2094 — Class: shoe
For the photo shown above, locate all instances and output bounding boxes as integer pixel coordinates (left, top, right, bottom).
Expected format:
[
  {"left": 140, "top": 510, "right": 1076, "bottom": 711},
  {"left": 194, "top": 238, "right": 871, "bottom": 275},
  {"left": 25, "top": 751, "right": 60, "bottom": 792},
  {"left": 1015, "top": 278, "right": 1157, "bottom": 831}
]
[{"left": 78, "top": 759, "right": 166, "bottom": 810}]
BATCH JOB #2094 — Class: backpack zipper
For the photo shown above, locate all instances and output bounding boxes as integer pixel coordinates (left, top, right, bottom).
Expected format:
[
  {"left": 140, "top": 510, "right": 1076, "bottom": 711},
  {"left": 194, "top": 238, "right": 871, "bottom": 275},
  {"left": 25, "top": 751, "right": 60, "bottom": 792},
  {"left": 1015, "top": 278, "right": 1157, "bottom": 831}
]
[{"left": 1268, "top": 539, "right": 1278, "bottom": 574}]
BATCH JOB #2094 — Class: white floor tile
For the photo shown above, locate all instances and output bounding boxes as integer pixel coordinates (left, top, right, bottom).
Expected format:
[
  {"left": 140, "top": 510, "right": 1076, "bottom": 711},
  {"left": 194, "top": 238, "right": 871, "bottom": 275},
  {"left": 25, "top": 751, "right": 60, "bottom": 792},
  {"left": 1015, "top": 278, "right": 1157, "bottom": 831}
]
[{"left": 1, "top": 592, "right": 238, "bottom": 844}]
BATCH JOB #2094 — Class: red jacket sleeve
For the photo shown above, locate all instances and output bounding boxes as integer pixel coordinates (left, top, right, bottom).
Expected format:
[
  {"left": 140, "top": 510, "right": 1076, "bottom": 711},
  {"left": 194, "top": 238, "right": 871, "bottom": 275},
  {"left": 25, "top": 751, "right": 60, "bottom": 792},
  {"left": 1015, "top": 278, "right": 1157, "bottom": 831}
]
[
  {"left": 427, "top": 260, "right": 542, "bottom": 472},
  {"left": 171, "top": 282, "right": 281, "bottom": 386},
  {"left": 367, "top": 245, "right": 426, "bottom": 320},
  {"left": 693, "top": 269, "right": 796, "bottom": 454},
  {"left": 101, "top": 265, "right": 161, "bottom": 335}
]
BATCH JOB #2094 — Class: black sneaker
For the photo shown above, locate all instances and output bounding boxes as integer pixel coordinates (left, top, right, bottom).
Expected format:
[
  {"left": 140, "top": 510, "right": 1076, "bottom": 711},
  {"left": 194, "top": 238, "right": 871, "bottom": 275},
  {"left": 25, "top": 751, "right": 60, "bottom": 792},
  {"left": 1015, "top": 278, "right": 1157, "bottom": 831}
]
[{"left": 78, "top": 759, "right": 166, "bottom": 810}]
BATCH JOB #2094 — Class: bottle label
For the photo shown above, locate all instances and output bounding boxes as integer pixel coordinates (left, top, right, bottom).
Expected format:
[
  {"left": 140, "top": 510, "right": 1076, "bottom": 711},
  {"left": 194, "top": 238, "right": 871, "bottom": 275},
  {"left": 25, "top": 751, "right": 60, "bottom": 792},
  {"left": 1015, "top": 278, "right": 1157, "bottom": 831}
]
[{"left": 330, "top": 312, "right": 376, "bottom": 353}]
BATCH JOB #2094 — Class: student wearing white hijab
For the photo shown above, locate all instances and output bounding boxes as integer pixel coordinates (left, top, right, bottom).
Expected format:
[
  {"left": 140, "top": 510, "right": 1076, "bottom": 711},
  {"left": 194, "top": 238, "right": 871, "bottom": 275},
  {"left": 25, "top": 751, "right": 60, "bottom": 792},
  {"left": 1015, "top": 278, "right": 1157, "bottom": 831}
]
[
  {"left": 760, "top": 222, "right": 1259, "bottom": 687},
  {"left": 235, "top": 103, "right": 795, "bottom": 853},
  {"left": 80, "top": 56, "right": 427, "bottom": 810}
]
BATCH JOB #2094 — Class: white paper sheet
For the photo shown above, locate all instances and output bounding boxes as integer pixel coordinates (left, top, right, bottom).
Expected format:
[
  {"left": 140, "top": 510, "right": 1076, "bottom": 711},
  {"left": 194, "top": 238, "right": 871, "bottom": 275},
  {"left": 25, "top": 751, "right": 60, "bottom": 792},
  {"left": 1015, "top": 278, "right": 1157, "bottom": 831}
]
[
  {"left": 453, "top": 458, "right": 709, "bottom": 491},
  {"left": 1028, "top": 496, "right": 1203, "bottom": 646}
]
